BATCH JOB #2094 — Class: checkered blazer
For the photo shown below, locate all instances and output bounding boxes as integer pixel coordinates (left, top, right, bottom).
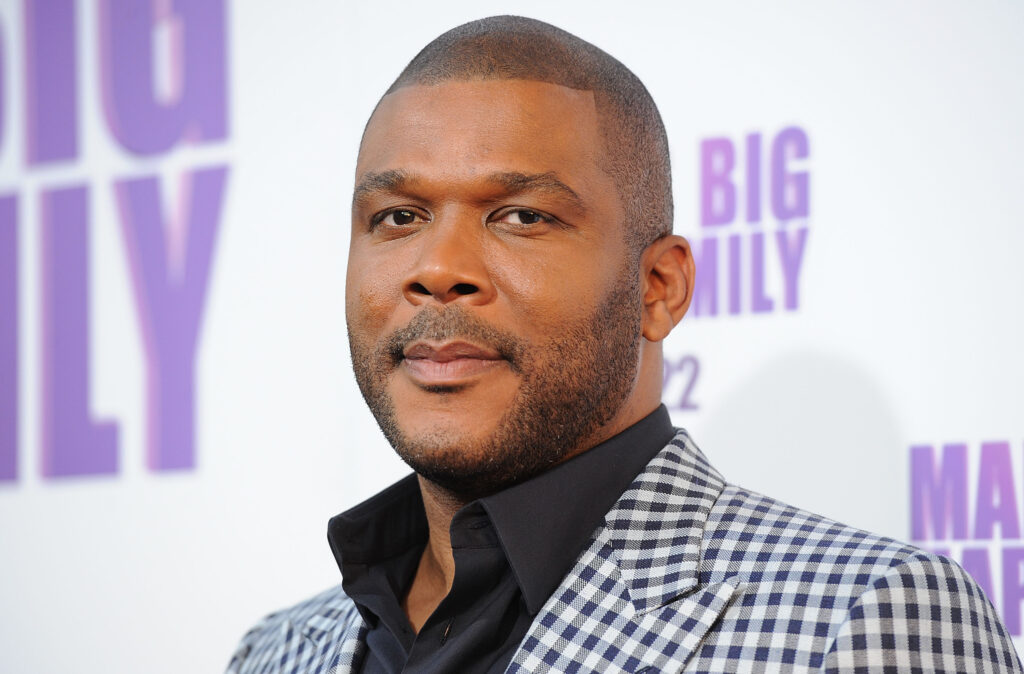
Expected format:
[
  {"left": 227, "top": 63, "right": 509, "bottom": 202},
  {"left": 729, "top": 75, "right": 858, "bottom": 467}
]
[{"left": 228, "top": 430, "right": 1022, "bottom": 673}]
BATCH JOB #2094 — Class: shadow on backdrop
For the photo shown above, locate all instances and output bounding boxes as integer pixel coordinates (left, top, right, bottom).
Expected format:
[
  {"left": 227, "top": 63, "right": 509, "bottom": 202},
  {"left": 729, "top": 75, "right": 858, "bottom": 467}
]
[{"left": 696, "top": 350, "right": 906, "bottom": 541}]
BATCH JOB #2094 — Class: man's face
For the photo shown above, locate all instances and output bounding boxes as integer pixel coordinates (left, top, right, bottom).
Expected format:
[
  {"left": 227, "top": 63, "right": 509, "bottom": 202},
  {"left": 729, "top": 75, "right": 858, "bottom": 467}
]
[{"left": 347, "top": 79, "right": 642, "bottom": 497}]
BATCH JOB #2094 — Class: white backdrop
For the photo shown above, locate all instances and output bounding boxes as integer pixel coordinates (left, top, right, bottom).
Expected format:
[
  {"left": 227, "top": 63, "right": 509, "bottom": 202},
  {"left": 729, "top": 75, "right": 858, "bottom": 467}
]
[{"left": 1, "top": 1, "right": 1022, "bottom": 672}]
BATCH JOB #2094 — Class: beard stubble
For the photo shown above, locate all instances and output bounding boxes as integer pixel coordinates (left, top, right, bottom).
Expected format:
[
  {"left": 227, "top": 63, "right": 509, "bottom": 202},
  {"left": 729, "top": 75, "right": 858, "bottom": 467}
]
[{"left": 348, "top": 270, "right": 643, "bottom": 500}]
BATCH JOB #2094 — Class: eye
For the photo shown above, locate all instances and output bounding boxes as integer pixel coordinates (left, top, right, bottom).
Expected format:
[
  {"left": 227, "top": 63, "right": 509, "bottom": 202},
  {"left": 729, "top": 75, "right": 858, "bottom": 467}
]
[
  {"left": 493, "top": 208, "right": 551, "bottom": 228},
  {"left": 372, "top": 208, "right": 426, "bottom": 228}
]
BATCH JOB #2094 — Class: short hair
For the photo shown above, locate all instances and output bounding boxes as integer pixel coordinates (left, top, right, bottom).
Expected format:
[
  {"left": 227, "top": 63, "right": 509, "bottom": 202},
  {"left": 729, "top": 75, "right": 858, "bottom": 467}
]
[{"left": 377, "top": 15, "right": 673, "bottom": 257}]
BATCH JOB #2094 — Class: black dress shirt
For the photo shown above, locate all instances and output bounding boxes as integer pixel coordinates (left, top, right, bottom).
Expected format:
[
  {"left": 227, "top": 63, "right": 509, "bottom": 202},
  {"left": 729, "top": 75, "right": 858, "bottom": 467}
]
[{"left": 328, "top": 405, "right": 675, "bottom": 673}]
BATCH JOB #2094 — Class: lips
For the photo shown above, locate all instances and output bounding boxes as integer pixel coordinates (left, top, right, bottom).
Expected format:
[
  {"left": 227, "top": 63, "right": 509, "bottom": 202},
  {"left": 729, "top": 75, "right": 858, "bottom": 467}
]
[{"left": 401, "top": 340, "right": 505, "bottom": 385}]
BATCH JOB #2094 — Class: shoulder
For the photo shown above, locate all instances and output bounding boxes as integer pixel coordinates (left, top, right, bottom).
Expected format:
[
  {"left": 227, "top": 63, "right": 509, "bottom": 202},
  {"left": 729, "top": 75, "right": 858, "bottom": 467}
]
[
  {"left": 226, "top": 585, "right": 361, "bottom": 674},
  {"left": 824, "top": 549, "right": 1021, "bottom": 671},
  {"left": 699, "top": 485, "right": 1021, "bottom": 671},
  {"left": 651, "top": 431, "right": 923, "bottom": 577},
  {"left": 705, "top": 483, "right": 919, "bottom": 575}
]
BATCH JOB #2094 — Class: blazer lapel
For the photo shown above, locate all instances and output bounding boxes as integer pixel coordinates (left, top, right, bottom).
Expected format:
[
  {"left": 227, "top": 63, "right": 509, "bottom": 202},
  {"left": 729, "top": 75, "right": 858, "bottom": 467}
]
[
  {"left": 299, "top": 603, "right": 367, "bottom": 674},
  {"left": 507, "top": 430, "right": 743, "bottom": 673}
]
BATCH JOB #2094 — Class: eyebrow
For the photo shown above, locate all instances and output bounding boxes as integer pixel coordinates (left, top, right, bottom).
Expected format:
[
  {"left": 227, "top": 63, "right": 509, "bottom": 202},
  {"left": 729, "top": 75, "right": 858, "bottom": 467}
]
[
  {"left": 352, "top": 169, "right": 587, "bottom": 213},
  {"left": 352, "top": 169, "right": 410, "bottom": 204}
]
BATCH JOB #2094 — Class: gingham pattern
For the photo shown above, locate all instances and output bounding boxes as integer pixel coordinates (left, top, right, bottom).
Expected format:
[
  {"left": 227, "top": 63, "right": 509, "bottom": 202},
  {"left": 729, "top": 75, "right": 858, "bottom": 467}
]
[
  {"left": 228, "top": 430, "right": 1022, "bottom": 673},
  {"left": 226, "top": 585, "right": 365, "bottom": 674}
]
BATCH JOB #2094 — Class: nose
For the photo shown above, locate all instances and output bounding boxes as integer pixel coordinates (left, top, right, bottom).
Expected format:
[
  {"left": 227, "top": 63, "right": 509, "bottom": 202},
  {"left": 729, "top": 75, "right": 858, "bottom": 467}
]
[{"left": 402, "top": 216, "right": 496, "bottom": 306}]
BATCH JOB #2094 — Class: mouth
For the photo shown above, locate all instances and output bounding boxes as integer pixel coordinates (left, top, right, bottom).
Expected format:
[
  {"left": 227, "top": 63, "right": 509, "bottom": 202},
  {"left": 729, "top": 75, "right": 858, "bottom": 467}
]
[{"left": 401, "top": 340, "right": 506, "bottom": 387}]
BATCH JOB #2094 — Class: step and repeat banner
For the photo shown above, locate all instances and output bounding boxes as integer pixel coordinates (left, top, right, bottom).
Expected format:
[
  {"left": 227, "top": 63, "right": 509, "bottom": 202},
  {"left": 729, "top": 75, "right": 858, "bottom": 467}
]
[{"left": 1, "top": 1, "right": 1022, "bottom": 672}]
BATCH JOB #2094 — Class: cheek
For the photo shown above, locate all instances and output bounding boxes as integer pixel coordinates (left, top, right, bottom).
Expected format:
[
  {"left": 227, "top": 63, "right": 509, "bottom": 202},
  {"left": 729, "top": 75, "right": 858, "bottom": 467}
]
[
  {"left": 491, "top": 268, "right": 581, "bottom": 344},
  {"left": 490, "top": 250, "right": 600, "bottom": 335},
  {"left": 345, "top": 256, "right": 403, "bottom": 338}
]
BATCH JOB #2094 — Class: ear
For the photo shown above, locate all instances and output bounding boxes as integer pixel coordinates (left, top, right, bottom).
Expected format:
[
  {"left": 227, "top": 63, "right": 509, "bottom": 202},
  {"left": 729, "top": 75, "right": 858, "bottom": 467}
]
[{"left": 640, "top": 235, "right": 695, "bottom": 342}]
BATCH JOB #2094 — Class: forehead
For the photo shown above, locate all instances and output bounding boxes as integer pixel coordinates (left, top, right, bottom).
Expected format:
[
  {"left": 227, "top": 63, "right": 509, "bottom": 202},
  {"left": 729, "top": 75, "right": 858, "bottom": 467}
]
[{"left": 356, "top": 79, "right": 607, "bottom": 186}]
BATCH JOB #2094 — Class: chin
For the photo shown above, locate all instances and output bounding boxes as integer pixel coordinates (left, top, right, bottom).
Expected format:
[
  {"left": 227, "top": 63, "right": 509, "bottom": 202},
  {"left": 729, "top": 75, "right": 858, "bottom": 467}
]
[{"left": 384, "top": 421, "right": 566, "bottom": 500}]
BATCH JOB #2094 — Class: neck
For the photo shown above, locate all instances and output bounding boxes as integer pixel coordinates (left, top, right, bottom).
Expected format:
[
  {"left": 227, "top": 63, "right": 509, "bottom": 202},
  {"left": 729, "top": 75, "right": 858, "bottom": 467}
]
[
  {"left": 419, "top": 477, "right": 468, "bottom": 585},
  {"left": 401, "top": 477, "right": 467, "bottom": 631}
]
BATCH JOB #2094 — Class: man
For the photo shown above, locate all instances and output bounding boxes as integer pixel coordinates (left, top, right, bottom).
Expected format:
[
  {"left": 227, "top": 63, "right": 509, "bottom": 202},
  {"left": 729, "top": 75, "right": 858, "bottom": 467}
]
[{"left": 229, "top": 16, "right": 1021, "bottom": 673}]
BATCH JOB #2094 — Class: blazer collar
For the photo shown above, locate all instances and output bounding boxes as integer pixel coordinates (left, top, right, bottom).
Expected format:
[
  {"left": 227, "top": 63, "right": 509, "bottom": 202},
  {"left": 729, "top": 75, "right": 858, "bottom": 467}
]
[
  {"left": 604, "top": 429, "right": 727, "bottom": 613},
  {"left": 507, "top": 429, "right": 742, "bottom": 674}
]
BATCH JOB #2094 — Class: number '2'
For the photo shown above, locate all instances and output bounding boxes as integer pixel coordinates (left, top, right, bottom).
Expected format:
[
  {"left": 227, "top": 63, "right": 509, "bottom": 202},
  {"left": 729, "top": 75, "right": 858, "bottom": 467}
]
[{"left": 663, "top": 355, "right": 700, "bottom": 411}]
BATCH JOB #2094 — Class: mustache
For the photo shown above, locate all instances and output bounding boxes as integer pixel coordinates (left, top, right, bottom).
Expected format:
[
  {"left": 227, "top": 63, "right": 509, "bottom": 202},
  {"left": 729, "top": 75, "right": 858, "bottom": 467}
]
[{"left": 381, "top": 307, "right": 526, "bottom": 369}]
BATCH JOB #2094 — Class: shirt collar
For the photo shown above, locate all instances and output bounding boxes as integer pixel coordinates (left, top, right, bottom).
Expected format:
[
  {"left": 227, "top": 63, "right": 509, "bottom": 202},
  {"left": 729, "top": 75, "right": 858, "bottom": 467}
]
[
  {"left": 328, "top": 472, "right": 426, "bottom": 568},
  {"left": 328, "top": 405, "right": 675, "bottom": 615}
]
